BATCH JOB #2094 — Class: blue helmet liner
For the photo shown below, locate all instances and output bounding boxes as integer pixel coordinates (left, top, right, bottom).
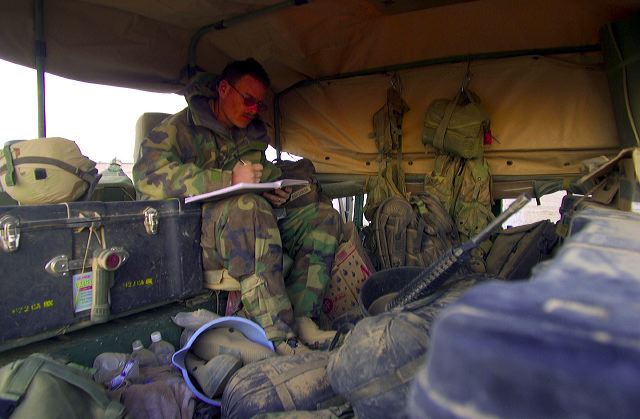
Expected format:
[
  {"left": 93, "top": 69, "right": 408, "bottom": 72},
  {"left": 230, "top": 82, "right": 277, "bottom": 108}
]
[{"left": 172, "top": 316, "right": 274, "bottom": 406}]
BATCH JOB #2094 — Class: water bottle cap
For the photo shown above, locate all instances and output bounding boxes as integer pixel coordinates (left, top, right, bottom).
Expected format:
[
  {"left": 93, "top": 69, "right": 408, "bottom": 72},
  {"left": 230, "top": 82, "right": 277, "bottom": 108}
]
[
  {"left": 132, "top": 339, "right": 144, "bottom": 351},
  {"left": 151, "top": 331, "right": 162, "bottom": 343}
]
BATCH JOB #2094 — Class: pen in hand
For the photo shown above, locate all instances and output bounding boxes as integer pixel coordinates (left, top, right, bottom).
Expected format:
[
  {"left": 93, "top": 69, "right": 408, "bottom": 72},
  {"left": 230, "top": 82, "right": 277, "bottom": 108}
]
[{"left": 232, "top": 159, "right": 263, "bottom": 184}]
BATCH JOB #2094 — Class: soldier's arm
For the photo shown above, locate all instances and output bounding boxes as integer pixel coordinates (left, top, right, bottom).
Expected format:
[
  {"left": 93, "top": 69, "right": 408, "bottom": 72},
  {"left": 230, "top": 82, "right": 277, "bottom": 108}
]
[{"left": 133, "top": 129, "right": 232, "bottom": 200}]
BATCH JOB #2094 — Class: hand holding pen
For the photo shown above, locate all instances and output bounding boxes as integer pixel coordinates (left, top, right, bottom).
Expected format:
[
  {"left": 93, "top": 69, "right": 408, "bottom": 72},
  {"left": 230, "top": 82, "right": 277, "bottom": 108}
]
[{"left": 232, "top": 159, "right": 263, "bottom": 184}]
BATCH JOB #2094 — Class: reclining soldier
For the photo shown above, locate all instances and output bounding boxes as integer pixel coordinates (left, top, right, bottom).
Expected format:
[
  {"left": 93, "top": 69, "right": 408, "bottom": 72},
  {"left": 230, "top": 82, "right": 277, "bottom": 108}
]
[{"left": 133, "top": 58, "right": 341, "bottom": 355}]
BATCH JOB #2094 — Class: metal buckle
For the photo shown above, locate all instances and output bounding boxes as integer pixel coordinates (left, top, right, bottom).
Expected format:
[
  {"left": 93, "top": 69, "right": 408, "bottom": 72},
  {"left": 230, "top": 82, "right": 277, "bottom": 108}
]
[
  {"left": 143, "top": 207, "right": 158, "bottom": 235},
  {"left": 0, "top": 215, "right": 20, "bottom": 252}
]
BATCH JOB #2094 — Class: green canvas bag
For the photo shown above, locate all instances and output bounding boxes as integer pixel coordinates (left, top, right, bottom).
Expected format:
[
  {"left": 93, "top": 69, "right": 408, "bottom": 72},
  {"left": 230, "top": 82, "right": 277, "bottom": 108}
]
[
  {"left": 425, "top": 154, "right": 494, "bottom": 272},
  {"left": 363, "top": 192, "right": 458, "bottom": 271},
  {"left": 422, "top": 88, "right": 490, "bottom": 159},
  {"left": 0, "top": 353, "right": 126, "bottom": 419},
  {"left": 363, "top": 86, "right": 410, "bottom": 221}
]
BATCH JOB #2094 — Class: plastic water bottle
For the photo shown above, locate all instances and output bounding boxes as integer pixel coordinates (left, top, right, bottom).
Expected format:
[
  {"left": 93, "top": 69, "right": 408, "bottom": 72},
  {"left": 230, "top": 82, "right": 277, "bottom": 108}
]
[
  {"left": 180, "top": 328, "right": 196, "bottom": 348},
  {"left": 131, "top": 339, "right": 159, "bottom": 368},
  {"left": 149, "top": 331, "right": 175, "bottom": 365},
  {"left": 92, "top": 352, "right": 139, "bottom": 386}
]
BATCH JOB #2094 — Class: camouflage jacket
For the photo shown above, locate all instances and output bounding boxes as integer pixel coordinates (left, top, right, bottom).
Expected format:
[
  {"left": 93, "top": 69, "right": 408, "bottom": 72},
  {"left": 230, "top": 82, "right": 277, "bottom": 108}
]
[{"left": 133, "top": 74, "right": 280, "bottom": 200}]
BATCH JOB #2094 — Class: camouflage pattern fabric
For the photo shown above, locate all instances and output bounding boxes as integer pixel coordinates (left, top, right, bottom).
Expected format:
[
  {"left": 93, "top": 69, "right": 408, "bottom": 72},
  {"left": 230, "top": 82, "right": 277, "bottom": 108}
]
[
  {"left": 133, "top": 74, "right": 280, "bottom": 200},
  {"left": 201, "top": 197, "right": 340, "bottom": 341},
  {"left": 200, "top": 194, "right": 295, "bottom": 341},
  {"left": 278, "top": 201, "right": 341, "bottom": 318},
  {"left": 133, "top": 73, "right": 340, "bottom": 341}
]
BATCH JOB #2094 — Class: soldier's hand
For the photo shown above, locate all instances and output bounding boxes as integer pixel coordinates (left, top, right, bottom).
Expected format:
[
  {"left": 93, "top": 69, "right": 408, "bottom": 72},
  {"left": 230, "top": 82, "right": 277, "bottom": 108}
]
[
  {"left": 232, "top": 161, "right": 263, "bottom": 184},
  {"left": 263, "top": 187, "right": 291, "bottom": 207}
]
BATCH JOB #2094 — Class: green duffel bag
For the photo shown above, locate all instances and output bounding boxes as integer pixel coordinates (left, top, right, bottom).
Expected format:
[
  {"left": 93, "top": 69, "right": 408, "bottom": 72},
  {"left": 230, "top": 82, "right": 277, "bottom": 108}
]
[
  {"left": 422, "top": 88, "right": 490, "bottom": 159},
  {"left": 0, "top": 353, "right": 126, "bottom": 419},
  {"left": 0, "top": 137, "right": 97, "bottom": 204}
]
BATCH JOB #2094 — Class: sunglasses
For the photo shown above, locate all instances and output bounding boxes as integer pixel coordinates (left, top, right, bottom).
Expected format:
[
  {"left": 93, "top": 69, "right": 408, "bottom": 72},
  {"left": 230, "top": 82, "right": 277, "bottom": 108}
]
[{"left": 227, "top": 82, "right": 267, "bottom": 113}]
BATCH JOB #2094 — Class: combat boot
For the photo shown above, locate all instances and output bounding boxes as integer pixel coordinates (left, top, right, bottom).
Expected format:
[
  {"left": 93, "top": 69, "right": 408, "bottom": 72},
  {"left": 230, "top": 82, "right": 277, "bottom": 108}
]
[
  {"left": 294, "top": 317, "right": 337, "bottom": 350},
  {"left": 274, "top": 338, "right": 311, "bottom": 356}
]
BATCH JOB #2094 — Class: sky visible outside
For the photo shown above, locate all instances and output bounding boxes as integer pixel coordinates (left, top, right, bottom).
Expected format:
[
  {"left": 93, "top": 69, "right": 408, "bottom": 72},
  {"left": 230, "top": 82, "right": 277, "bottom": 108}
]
[{"left": 0, "top": 58, "right": 186, "bottom": 164}]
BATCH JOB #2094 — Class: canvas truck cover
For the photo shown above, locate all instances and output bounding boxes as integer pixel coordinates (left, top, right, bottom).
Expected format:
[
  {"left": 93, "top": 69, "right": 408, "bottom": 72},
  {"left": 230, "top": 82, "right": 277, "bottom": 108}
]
[{"left": 0, "top": 0, "right": 638, "bottom": 177}]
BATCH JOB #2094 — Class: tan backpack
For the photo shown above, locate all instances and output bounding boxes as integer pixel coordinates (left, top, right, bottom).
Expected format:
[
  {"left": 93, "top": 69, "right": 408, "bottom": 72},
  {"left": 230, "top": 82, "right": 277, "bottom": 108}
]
[{"left": 0, "top": 137, "right": 97, "bottom": 204}]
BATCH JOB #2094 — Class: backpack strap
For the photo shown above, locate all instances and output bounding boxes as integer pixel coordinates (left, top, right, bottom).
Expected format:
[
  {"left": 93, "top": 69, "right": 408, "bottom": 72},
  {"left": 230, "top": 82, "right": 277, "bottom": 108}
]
[
  {"left": 263, "top": 358, "right": 328, "bottom": 411},
  {"left": 433, "top": 98, "right": 457, "bottom": 151},
  {"left": 40, "top": 358, "right": 124, "bottom": 419},
  {"left": 0, "top": 356, "right": 46, "bottom": 417},
  {"left": 344, "top": 355, "right": 426, "bottom": 403},
  {"left": 3, "top": 156, "right": 97, "bottom": 184},
  {"left": 433, "top": 76, "right": 473, "bottom": 151},
  {"left": 1, "top": 144, "right": 16, "bottom": 187}
]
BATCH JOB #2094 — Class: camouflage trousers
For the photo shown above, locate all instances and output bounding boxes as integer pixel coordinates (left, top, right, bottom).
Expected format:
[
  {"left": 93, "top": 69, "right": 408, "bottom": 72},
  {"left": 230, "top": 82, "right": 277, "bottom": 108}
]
[{"left": 201, "top": 193, "right": 341, "bottom": 341}]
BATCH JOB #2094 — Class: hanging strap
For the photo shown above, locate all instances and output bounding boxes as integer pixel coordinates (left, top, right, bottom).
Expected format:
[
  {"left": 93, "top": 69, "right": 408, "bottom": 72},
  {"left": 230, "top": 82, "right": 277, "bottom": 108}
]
[{"left": 433, "top": 76, "right": 472, "bottom": 151}]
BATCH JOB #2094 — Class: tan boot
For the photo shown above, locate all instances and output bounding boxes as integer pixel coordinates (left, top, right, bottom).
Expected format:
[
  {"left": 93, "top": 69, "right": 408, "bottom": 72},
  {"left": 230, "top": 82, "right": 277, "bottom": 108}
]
[
  {"left": 294, "top": 317, "right": 337, "bottom": 350},
  {"left": 274, "top": 339, "right": 311, "bottom": 356}
]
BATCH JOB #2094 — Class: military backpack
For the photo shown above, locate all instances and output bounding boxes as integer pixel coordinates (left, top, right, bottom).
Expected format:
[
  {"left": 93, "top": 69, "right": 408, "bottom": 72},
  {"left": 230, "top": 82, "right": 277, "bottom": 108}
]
[
  {"left": 363, "top": 192, "right": 459, "bottom": 271},
  {"left": 0, "top": 353, "right": 126, "bottom": 419},
  {"left": 424, "top": 154, "right": 494, "bottom": 272}
]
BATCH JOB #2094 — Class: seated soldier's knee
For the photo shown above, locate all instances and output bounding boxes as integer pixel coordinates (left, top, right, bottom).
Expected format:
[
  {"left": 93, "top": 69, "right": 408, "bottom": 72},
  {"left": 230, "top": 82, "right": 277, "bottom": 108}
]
[{"left": 233, "top": 193, "right": 274, "bottom": 217}]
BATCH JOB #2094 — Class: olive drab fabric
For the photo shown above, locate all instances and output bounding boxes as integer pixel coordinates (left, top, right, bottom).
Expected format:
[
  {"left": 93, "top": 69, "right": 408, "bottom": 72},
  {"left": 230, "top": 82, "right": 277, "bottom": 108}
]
[
  {"left": 424, "top": 154, "right": 494, "bottom": 272},
  {"left": 485, "top": 220, "right": 559, "bottom": 280},
  {"left": 275, "top": 158, "right": 325, "bottom": 209},
  {"left": 326, "top": 312, "right": 430, "bottom": 419},
  {"left": 133, "top": 73, "right": 281, "bottom": 200},
  {"left": 363, "top": 192, "right": 458, "bottom": 271},
  {"left": 0, "top": 354, "right": 125, "bottom": 419},
  {"left": 0, "top": 137, "right": 97, "bottom": 204},
  {"left": 363, "top": 86, "right": 410, "bottom": 222},
  {"left": 422, "top": 88, "right": 490, "bottom": 159},
  {"left": 133, "top": 72, "right": 340, "bottom": 342}
]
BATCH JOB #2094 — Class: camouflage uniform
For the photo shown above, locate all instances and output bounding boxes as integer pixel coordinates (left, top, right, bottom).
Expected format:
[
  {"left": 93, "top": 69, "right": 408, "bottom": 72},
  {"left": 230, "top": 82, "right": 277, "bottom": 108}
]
[{"left": 133, "top": 74, "right": 341, "bottom": 342}]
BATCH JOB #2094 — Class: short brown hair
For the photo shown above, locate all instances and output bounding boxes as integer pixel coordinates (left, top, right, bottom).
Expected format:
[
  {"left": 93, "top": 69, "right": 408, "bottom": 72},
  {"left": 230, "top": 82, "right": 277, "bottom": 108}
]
[{"left": 220, "top": 58, "right": 270, "bottom": 88}]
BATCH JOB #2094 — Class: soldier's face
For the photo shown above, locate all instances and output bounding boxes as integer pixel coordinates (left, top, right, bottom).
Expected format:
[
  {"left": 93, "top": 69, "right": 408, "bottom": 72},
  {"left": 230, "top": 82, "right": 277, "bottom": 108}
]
[{"left": 217, "top": 75, "right": 267, "bottom": 129}]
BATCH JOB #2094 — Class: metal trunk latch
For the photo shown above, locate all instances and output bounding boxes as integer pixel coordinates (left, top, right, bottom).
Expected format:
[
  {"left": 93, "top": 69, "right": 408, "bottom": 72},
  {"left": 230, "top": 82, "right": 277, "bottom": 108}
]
[
  {"left": 0, "top": 215, "right": 20, "bottom": 252},
  {"left": 143, "top": 207, "right": 158, "bottom": 235}
]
